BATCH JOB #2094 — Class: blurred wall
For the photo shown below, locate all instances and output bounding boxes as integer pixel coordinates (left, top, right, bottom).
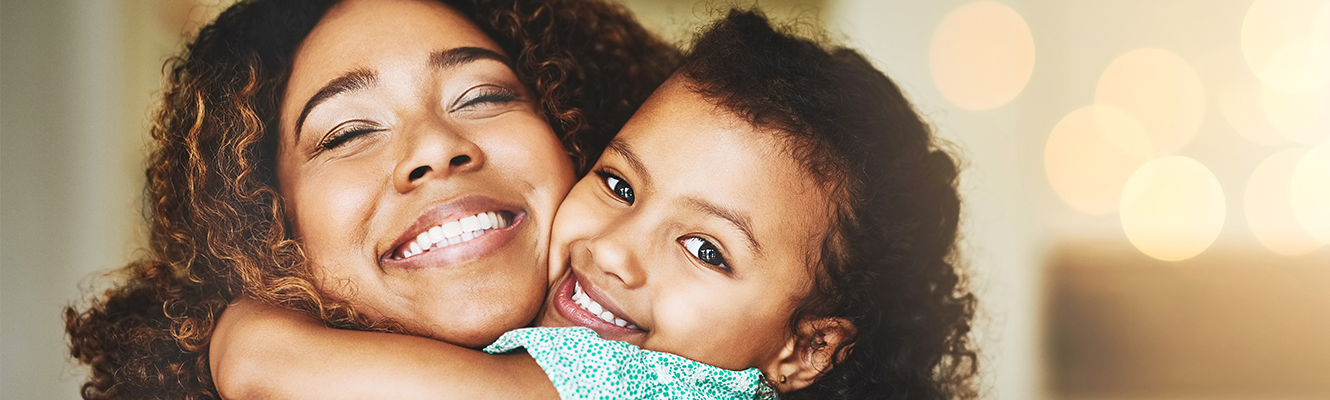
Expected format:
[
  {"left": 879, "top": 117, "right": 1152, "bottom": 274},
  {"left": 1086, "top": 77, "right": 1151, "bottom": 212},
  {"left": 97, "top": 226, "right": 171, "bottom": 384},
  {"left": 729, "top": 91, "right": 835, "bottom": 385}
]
[
  {"left": 2, "top": 1, "right": 223, "bottom": 398},
  {"left": 3, "top": 1, "right": 129, "bottom": 399}
]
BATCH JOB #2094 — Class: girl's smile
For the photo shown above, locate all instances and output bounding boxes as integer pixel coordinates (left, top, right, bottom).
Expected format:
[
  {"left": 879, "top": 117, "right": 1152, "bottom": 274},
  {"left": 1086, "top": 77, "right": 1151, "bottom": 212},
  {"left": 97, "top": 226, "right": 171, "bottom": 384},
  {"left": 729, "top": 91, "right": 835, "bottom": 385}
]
[
  {"left": 550, "top": 269, "right": 645, "bottom": 334},
  {"left": 536, "top": 77, "right": 836, "bottom": 372}
]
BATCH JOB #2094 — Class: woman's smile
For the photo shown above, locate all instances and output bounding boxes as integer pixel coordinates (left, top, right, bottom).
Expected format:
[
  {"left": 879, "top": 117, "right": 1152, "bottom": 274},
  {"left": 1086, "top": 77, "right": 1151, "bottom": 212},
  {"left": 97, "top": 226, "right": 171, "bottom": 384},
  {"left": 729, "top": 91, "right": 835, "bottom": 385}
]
[
  {"left": 275, "top": 0, "right": 575, "bottom": 347},
  {"left": 382, "top": 195, "right": 522, "bottom": 266}
]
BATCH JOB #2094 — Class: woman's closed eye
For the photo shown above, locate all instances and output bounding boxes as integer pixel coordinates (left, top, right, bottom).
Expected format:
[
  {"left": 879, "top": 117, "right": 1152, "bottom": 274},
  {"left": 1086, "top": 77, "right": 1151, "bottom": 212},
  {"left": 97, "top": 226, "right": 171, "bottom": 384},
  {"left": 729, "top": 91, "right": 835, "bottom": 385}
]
[
  {"left": 450, "top": 85, "right": 518, "bottom": 112},
  {"left": 597, "top": 171, "right": 634, "bottom": 205},
  {"left": 317, "top": 121, "right": 384, "bottom": 152},
  {"left": 681, "top": 236, "right": 729, "bottom": 272}
]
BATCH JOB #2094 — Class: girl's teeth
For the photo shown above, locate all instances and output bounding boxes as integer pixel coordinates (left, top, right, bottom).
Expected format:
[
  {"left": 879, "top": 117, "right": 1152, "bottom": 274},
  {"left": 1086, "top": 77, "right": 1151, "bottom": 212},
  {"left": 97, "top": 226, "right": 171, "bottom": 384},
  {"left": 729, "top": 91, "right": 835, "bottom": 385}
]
[{"left": 571, "top": 281, "right": 636, "bottom": 329}]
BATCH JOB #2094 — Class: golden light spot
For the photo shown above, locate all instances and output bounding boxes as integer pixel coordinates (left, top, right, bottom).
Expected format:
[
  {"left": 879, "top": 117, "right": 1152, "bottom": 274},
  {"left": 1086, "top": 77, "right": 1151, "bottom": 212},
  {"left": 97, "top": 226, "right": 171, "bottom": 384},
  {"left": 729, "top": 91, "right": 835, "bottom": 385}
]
[
  {"left": 1245, "top": 149, "right": 1326, "bottom": 255},
  {"left": 1261, "top": 84, "right": 1330, "bottom": 144},
  {"left": 1292, "top": 142, "right": 1330, "bottom": 242},
  {"left": 1220, "top": 80, "right": 1288, "bottom": 146},
  {"left": 1046, "top": 106, "right": 1153, "bottom": 214},
  {"left": 1096, "top": 48, "right": 1206, "bottom": 155},
  {"left": 1197, "top": 47, "right": 1288, "bottom": 145},
  {"left": 1242, "top": 0, "right": 1330, "bottom": 93},
  {"left": 929, "top": 1, "right": 1036, "bottom": 111},
  {"left": 1120, "top": 156, "right": 1226, "bottom": 261}
]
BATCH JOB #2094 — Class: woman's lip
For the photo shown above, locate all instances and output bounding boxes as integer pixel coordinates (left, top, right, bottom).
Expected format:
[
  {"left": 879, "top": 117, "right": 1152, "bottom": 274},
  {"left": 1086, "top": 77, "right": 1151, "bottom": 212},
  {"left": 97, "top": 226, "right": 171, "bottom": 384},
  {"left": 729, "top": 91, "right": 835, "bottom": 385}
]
[
  {"left": 386, "top": 195, "right": 520, "bottom": 256},
  {"left": 380, "top": 195, "right": 524, "bottom": 269},
  {"left": 552, "top": 270, "right": 644, "bottom": 336}
]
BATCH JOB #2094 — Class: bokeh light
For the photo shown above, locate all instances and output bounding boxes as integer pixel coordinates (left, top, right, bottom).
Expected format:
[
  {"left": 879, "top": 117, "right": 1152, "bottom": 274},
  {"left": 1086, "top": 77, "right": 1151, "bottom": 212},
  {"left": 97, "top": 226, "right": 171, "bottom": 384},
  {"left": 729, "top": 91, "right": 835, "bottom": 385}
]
[
  {"left": 1095, "top": 48, "right": 1206, "bottom": 155},
  {"left": 1260, "top": 83, "right": 1330, "bottom": 144},
  {"left": 1120, "top": 156, "right": 1226, "bottom": 261},
  {"left": 1203, "top": 48, "right": 1290, "bottom": 146},
  {"left": 929, "top": 1, "right": 1036, "bottom": 111},
  {"left": 1292, "top": 142, "right": 1330, "bottom": 243},
  {"left": 1241, "top": 0, "right": 1330, "bottom": 93},
  {"left": 1046, "top": 106, "right": 1153, "bottom": 214},
  {"left": 1245, "top": 149, "right": 1325, "bottom": 255}
]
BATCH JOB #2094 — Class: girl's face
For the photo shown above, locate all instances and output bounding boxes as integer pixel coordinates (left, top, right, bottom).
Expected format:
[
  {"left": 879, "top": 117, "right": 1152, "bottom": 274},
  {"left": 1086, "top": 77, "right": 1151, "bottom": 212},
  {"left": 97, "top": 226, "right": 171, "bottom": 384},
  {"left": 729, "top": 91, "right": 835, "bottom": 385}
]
[
  {"left": 537, "top": 78, "right": 834, "bottom": 371},
  {"left": 276, "top": 0, "right": 574, "bottom": 347}
]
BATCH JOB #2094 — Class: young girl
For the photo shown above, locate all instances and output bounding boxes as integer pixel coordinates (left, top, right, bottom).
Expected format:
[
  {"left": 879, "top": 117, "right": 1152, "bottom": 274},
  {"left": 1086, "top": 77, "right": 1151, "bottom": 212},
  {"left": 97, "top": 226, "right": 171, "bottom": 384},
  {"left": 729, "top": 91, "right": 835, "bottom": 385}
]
[{"left": 213, "top": 9, "right": 976, "bottom": 400}]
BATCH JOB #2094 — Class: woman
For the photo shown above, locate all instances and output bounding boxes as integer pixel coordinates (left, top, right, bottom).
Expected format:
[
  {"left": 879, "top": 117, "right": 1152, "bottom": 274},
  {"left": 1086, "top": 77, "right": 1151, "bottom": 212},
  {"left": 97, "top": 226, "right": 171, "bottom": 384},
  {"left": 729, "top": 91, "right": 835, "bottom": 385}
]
[{"left": 62, "top": 0, "right": 678, "bottom": 398}]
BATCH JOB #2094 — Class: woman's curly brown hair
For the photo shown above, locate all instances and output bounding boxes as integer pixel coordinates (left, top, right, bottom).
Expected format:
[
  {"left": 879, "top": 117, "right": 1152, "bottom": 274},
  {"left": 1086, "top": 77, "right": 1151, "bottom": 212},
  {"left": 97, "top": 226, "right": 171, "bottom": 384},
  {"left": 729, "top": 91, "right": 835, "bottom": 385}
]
[
  {"left": 62, "top": 0, "right": 678, "bottom": 398},
  {"left": 679, "top": 10, "right": 977, "bottom": 400}
]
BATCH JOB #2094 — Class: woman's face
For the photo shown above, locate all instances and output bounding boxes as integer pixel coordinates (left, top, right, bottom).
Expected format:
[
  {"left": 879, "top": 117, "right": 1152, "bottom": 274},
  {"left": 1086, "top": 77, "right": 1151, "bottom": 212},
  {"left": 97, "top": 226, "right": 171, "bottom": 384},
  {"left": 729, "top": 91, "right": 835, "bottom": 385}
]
[
  {"left": 276, "top": 0, "right": 574, "bottom": 347},
  {"left": 536, "top": 78, "right": 832, "bottom": 371}
]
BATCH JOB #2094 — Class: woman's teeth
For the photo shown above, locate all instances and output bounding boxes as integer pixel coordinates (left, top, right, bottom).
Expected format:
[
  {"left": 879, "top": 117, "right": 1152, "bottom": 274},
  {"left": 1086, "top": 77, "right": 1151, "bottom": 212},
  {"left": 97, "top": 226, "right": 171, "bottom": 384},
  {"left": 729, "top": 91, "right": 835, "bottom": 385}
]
[
  {"left": 393, "top": 211, "right": 510, "bottom": 259},
  {"left": 572, "top": 281, "right": 638, "bottom": 329}
]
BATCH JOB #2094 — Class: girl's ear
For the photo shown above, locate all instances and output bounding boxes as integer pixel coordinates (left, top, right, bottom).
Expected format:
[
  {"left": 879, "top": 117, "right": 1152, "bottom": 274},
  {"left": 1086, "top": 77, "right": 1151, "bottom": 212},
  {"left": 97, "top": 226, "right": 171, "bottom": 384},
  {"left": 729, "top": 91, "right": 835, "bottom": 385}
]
[{"left": 764, "top": 317, "right": 856, "bottom": 392}]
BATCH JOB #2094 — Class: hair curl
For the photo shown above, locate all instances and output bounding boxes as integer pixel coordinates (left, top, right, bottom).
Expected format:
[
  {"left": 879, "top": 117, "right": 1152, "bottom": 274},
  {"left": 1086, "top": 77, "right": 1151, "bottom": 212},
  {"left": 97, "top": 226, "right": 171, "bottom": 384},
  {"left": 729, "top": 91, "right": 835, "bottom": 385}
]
[
  {"left": 62, "top": 1, "right": 678, "bottom": 398},
  {"left": 679, "top": 10, "right": 977, "bottom": 400}
]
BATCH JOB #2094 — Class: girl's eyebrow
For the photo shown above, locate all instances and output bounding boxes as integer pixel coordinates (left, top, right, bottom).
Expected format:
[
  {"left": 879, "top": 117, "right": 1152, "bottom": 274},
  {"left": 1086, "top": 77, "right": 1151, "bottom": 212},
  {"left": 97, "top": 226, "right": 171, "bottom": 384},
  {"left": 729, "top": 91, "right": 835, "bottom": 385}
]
[
  {"left": 295, "top": 68, "right": 378, "bottom": 140},
  {"left": 604, "top": 139, "right": 653, "bottom": 189},
  {"left": 684, "top": 197, "right": 763, "bottom": 257}
]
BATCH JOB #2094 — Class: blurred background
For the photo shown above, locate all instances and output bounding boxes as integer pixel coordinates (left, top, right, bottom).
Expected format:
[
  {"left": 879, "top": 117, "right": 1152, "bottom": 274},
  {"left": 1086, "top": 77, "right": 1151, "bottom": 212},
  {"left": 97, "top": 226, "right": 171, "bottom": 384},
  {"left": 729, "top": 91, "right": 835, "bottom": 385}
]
[{"left": 3, "top": 0, "right": 1328, "bottom": 398}]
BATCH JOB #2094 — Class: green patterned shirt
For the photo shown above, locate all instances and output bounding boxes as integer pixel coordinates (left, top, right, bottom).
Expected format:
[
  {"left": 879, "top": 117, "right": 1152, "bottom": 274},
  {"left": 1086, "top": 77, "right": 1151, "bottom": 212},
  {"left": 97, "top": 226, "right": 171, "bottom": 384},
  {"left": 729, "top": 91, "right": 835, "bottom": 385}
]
[{"left": 484, "top": 327, "right": 764, "bottom": 400}]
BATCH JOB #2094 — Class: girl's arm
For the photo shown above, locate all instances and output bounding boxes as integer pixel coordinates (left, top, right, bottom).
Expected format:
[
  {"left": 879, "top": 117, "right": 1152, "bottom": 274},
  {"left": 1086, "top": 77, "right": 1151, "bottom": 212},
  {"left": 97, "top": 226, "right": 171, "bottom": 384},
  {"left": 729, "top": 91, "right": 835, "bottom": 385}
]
[{"left": 209, "top": 296, "right": 559, "bottom": 400}]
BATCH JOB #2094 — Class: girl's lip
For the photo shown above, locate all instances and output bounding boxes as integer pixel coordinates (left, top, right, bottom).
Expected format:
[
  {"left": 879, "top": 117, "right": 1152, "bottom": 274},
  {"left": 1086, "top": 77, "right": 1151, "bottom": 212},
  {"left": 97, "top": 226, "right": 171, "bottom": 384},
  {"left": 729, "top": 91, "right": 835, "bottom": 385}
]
[
  {"left": 380, "top": 195, "right": 525, "bottom": 270},
  {"left": 552, "top": 270, "right": 644, "bottom": 337}
]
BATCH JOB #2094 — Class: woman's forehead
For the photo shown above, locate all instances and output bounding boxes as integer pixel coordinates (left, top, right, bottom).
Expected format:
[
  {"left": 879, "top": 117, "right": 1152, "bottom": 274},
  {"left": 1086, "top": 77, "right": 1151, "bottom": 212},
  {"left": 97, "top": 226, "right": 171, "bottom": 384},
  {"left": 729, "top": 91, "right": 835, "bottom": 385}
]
[{"left": 280, "top": 0, "right": 502, "bottom": 134}]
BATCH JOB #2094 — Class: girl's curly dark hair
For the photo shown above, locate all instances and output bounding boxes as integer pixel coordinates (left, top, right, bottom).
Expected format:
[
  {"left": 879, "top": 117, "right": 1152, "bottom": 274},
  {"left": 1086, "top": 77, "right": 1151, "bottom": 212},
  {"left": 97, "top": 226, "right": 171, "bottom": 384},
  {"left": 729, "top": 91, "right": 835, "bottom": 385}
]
[
  {"left": 679, "top": 10, "right": 977, "bottom": 400},
  {"left": 61, "top": 0, "right": 678, "bottom": 398}
]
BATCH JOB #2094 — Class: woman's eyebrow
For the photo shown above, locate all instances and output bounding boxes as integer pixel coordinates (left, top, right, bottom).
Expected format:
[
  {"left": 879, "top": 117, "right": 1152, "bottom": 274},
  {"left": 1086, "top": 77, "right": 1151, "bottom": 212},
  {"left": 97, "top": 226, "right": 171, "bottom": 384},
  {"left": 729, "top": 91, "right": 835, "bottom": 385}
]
[
  {"left": 295, "top": 68, "right": 378, "bottom": 140},
  {"left": 430, "top": 46, "right": 513, "bottom": 70}
]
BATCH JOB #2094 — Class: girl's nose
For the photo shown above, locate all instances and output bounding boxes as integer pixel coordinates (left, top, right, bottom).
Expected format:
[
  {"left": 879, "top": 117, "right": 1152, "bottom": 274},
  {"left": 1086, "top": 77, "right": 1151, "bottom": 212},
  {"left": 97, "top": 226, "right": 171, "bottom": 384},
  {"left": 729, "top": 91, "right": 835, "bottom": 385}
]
[
  {"left": 585, "top": 230, "right": 647, "bottom": 289},
  {"left": 392, "top": 124, "right": 485, "bottom": 193}
]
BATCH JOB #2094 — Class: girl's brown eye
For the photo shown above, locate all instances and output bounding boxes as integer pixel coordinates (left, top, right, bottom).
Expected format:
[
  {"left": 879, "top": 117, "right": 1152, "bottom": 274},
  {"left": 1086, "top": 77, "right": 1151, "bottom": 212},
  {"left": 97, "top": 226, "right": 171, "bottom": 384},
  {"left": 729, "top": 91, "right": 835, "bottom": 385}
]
[
  {"left": 598, "top": 171, "right": 634, "bottom": 205},
  {"left": 682, "top": 237, "right": 729, "bottom": 272}
]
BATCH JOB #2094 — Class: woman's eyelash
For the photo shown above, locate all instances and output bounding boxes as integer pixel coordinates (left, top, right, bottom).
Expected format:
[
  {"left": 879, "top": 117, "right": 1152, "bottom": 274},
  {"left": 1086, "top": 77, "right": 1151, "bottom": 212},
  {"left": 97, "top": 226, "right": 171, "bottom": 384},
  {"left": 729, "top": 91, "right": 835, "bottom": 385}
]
[
  {"left": 317, "top": 125, "right": 379, "bottom": 151},
  {"left": 454, "top": 87, "right": 517, "bottom": 110},
  {"left": 682, "top": 237, "right": 730, "bottom": 272},
  {"left": 595, "top": 170, "right": 634, "bottom": 205}
]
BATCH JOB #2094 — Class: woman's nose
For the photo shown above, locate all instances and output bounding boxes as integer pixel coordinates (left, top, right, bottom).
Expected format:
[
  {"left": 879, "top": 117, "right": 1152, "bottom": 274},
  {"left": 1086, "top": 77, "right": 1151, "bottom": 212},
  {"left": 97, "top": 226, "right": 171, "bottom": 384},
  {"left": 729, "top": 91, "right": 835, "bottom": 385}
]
[{"left": 392, "top": 125, "right": 485, "bottom": 193}]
